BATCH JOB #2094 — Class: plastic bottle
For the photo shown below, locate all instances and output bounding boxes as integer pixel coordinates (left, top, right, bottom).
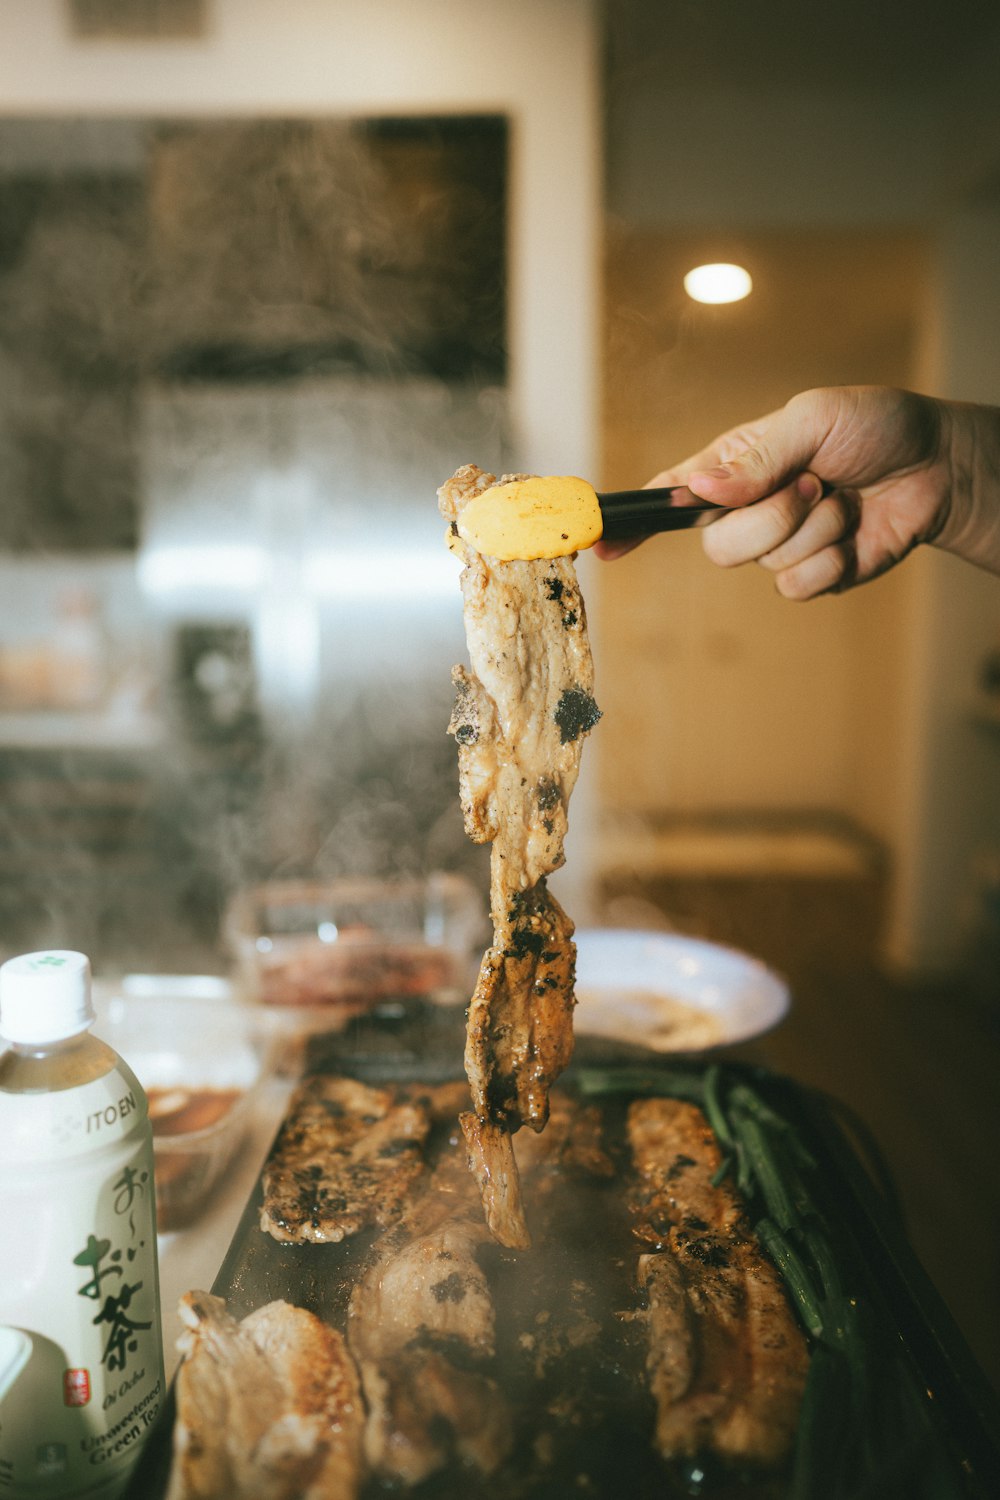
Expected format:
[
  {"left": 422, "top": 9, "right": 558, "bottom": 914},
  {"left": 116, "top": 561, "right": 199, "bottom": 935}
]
[{"left": 0, "top": 952, "right": 164, "bottom": 1499}]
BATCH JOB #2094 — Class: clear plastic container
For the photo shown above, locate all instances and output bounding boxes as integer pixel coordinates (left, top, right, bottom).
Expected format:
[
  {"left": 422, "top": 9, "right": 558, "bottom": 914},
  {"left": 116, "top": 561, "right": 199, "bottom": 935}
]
[
  {"left": 92, "top": 976, "right": 274, "bottom": 1231},
  {"left": 223, "top": 873, "right": 484, "bottom": 1042}
]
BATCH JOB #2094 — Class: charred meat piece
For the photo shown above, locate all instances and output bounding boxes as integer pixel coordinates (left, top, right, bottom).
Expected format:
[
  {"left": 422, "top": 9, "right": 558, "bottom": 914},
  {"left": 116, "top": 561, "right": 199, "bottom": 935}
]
[
  {"left": 460, "top": 880, "right": 577, "bottom": 1248},
  {"left": 458, "top": 1085, "right": 614, "bottom": 1252},
  {"left": 347, "top": 1213, "right": 496, "bottom": 1366},
  {"left": 518, "top": 1091, "right": 616, "bottom": 1182},
  {"left": 359, "top": 1348, "right": 512, "bottom": 1487},
  {"left": 460, "top": 1109, "right": 531, "bottom": 1250},
  {"left": 166, "top": 1291, "right": 363, "bottom": 1500},
  {"left": 439, "top": 464, "right": 600, "bottom": 1241},
  {"left": 464, "top": 880, "right": 576, "bottom": 1133},
  {"left": 260, "top": 1075, "right": 430, "bottom": 1244},
  {"left": 347, "top": 1138, "right": 512, "bottom": 1485},
  {"left": 627, "top": 1097, "right": 809, "bottom": 1468}
]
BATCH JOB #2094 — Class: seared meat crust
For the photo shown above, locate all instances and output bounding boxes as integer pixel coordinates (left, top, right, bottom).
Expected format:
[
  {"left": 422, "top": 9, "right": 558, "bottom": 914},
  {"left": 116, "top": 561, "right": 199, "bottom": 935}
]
[
  {"left": 464, "top": 880, "right": 576, "bottom": 1131},
  {"left": 260, "top": 1075, "right": 430, "bottom": 1244},
  {"left": 440, "top": 464, "right": 599, "bottom": 916},
  {"left": 347, "top": 1136, "right": 512, "bottom": 1484},
  {"left": 459, "top": 1109, "right": 530, "bottom": 1249},
  {"left": 439, "top": 464, "right": 600, "bottom": 1244},
  {"left": 167, "top": 1291, "right": 364, "bottom": 1500},
  {"left": 358, "top": 1350, "right": 511, "bottom": 1486},
  {"left": 627, "top": 1098, "right": 809, "bottom": 1467}
]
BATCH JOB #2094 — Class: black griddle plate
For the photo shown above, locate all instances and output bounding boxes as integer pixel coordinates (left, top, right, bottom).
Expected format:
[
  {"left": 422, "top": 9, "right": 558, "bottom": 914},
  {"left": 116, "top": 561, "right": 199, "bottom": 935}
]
[{"left": 124, "top": 1004, "right": 1000, "bottom": 1500}]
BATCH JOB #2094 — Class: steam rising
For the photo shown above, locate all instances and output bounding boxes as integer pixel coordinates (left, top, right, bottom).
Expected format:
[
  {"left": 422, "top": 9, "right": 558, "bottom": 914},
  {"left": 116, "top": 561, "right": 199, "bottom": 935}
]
[{"left": 0, "top": 114, "right": 508, "bottom": 969}]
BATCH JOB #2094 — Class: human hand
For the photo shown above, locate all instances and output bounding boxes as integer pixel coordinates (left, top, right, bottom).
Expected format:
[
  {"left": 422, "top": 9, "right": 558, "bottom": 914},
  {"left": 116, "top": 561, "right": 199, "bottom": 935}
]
[{"left": 595, "top": 386, "right": 1000, "bottom": 597}]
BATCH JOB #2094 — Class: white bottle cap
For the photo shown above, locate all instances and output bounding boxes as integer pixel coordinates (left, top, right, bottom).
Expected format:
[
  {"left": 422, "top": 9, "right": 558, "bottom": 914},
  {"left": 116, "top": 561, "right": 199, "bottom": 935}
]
[{"left": 0, "top": 950, "right": 95, "bottom": 1044}]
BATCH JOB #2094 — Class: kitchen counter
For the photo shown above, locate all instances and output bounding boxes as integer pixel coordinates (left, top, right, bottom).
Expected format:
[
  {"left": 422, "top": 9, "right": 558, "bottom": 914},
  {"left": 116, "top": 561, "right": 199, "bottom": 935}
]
[
  {"left": 0, "top": 708, "right": 165, "bottom": 751},
  {"left": 155, "top": 1075, "right": 294, "bottom": 1382}
]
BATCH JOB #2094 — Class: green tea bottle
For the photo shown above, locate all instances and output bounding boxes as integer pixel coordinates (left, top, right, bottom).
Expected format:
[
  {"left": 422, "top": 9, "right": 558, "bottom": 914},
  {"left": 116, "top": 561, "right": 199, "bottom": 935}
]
[{"left": 0, "top": 951, "right": 164, "bottom": 1498}]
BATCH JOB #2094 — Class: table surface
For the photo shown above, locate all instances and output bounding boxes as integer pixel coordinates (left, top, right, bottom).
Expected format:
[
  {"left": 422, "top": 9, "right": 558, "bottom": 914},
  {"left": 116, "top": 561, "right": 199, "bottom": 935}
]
[{"left": 155, "top": 1075, "right": 293, "bottom": 1382}]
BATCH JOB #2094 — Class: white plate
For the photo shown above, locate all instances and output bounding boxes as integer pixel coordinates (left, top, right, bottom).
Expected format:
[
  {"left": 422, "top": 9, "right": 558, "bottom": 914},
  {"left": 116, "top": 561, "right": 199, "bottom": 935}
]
[{"left": 573, "top": 929, "right": 790, "bottom": 1052}]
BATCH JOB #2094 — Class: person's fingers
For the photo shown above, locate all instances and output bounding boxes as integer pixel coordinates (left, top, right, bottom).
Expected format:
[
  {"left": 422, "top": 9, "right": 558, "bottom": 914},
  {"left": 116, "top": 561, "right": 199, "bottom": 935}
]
[
  {"left": 643, "top": 415, "right": 777, "bottom": 493},
  {"left": 592, "top": 536, "right": 641, "bottom": 561},
  {"left": 757, "top": 490, "right": 861, "bottom": 573},
  {"left": 773, "top": 539, "right": 857, "bottom": 600},
  {"left": 644, "top": 465, "right": 692, "bottom": 490},
  {"left": 688, "top": 390, "right": 839, "bottom": 507},
  {"left": 702, "top": 473, "right": 824, "bottom": 567}
]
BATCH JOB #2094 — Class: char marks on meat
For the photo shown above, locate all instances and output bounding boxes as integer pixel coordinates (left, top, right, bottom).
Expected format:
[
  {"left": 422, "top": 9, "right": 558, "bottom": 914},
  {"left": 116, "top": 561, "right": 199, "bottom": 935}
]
[
  {"left": 347, "top": 1131, "right": 513, "bottom": 1485},
  {"left": 627, "top": 1097, "right": 809, "bottom": 1467},
  {"left": 260, "top": 1076, "right": 430, "bottom": 1244},
  {"left": 439, "top": 463, "right": 600, "bottom": 1244},
  {"left": 166, "top": 1291, "right": 364, "bottom": 1500},
  {"left": 465, "top": 881, "right": 577, "bottom": 1132}
]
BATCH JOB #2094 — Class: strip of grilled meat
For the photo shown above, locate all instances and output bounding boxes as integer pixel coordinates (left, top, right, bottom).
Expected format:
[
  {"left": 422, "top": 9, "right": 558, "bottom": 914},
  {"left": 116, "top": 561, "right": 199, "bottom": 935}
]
[
  {"left": 347, "top": 1122, "right": 512, "bottom": 1485},
  {"left": 166, "top": 1291, "right": 364, "bottom": 1500},
  {"left": 459, "top": 1109, "right": 532, "bottom": 1249},
  {"left": 346, "top": 1084, "right": 615, "bottom": 1484},
  {"left": 439, "top": 463, "right": 600, "bottom": 1246},
  {"left": 260, "top": 1075, "right": 431, "bottom": 1244},
  {"left": 627, "top": 1097, "right": 809, "bottom": 1468}
]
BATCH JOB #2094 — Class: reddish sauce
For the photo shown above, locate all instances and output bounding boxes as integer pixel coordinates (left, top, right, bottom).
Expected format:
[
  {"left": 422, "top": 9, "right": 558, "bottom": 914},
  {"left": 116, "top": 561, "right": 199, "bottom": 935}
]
[{"left": 146, "top": 1086, "right": 243, "bottom": 1136}]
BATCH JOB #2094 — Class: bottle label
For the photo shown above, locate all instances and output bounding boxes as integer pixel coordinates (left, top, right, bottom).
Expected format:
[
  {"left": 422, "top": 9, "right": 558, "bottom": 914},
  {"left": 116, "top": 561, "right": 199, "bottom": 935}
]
[
  {"left": 0, "top": 1066, "right": 150, "bottom": 1165},
  {"left": 0, "top": 1067, "right": 164, "bottom": 1497}
]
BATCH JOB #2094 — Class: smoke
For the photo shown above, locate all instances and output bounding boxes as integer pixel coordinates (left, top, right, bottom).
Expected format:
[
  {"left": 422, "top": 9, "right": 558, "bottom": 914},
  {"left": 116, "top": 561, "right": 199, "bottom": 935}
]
[{"left": 0, "top": 114, "right": 508, "bottom": 971}]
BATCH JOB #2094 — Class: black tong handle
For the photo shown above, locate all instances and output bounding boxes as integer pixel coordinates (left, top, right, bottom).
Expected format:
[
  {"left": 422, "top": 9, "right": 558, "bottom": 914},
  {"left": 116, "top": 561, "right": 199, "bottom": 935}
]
[
  {"left": 598, "top": 487, "right": 720, "bottom": 541},
  {"left": 598, "top": 479, "right": 835, "bottom": 543}
]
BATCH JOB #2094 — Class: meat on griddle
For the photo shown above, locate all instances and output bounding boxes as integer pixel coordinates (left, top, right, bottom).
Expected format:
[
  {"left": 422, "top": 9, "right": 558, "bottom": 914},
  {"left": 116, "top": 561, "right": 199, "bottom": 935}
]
[
  {"left": 347, "top": 1126, "right": 512, "bottom": 1485},
  {"left": 201, "top": 1074, "right": 816, "bottom": 1492},
  {"left": 439, "top": 463, "right": 600, "bottom": 1246},
  {"left": 627, "top": 1097, "right": 809, "bottom": 1467},
  {"left": 260, "top": 1075, "right": 431, "bottom": 1244},
  {"left": 166, "top": 1291, "right": 364, "bottom": 1500}
]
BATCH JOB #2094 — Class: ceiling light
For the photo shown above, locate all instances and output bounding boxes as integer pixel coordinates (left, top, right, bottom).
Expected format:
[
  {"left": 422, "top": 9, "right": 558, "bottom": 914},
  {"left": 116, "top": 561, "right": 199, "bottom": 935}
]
[{"left": 683, "top": 262, "right": 752, "bottom": 305}]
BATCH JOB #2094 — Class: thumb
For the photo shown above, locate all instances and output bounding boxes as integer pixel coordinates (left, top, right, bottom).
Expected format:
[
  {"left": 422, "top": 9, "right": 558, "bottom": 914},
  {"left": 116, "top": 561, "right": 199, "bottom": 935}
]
[{"left": 688, "top": 394, "right": 833, "bottom": 508}]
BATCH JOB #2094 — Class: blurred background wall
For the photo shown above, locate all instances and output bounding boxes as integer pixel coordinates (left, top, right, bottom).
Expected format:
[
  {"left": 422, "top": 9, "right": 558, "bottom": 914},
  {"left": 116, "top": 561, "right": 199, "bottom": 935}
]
[{"left": 597, "top": 0, "right": 1000, "bottom": 985}]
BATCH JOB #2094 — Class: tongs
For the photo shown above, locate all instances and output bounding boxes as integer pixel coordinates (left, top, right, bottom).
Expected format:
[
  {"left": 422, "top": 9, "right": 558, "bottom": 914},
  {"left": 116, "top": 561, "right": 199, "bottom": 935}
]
[
  {"left": 453, "top": 476, "right": 723, "bottom": 561},
  {"left": 597, "top": 486, "right": 721, "bottom": 542}
]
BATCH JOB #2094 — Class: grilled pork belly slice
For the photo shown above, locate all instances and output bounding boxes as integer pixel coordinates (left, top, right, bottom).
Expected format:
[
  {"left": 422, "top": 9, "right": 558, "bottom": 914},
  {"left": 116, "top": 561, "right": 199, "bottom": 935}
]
[
  {"left": 464, "top": 880, "right": 576, "bottom": 1133},
  {"left": 167, "top": 1291, "right": 363, "bottom": 1500},
  {"left": 347, "top": 1139, "right": 512, "bottom": 1485},
  {"left": 260, "top": 1075, "right": 430, "bottom": 1244},
  {"left": 359, "top": 1348, "right": 511, "bottom": 1486},
  {"left": 511, "top": 1089, "right": 615, "bottom": 1182},
  {"left": 440, "top": 465, "right": 599, "bottom": 915},
  {"left": 628, "top": 1097, "right": 809, "bottom": 1468},
  {"left": 459, "top": 1087, "right": 616, "bottom": 1250},
  {"left": 440, "top": 463, "right": 600, "bottom": 1243},
  {"left": 459, "top": 1108, "right": 530, "bottom": 1249},
  {"left": 460, "top": 880, "right": 576, "bottom": 1247},
  {"left": 347, "top": 1213, "right": 495, "bottom": 1366}
]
